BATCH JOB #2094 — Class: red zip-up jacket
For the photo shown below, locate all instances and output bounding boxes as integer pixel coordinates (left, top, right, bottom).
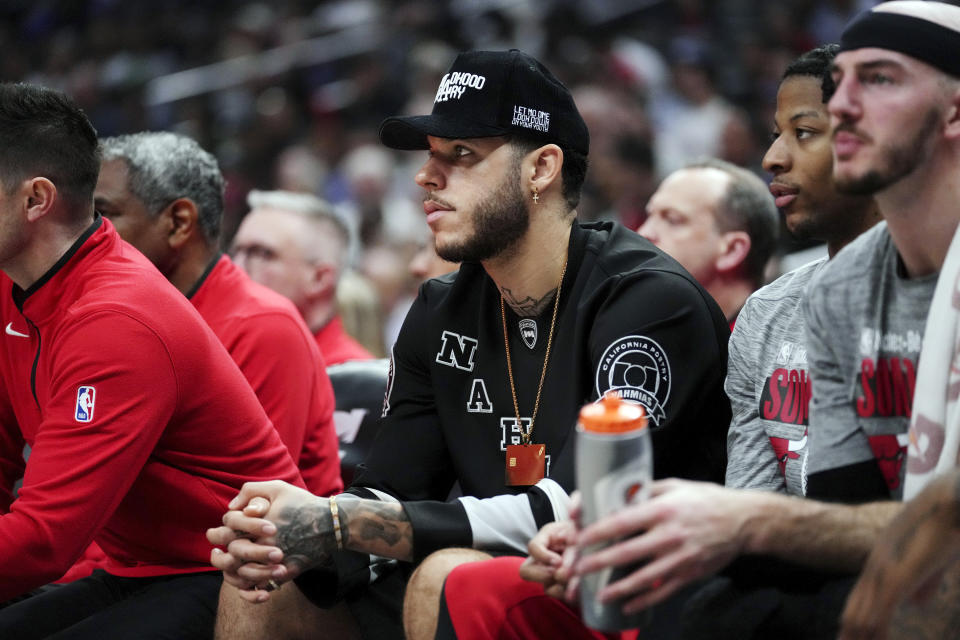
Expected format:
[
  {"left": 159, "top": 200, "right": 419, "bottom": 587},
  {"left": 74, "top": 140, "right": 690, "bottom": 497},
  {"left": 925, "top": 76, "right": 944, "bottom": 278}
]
[
  {"left": 190, "top": 254, "right": 342, "bottom": 496},
  {"left": 314, "top": 315, "right": 373, "bottom": 366},
  {"left": 0, "top": 217, "right": 303, "bottom": 601}
]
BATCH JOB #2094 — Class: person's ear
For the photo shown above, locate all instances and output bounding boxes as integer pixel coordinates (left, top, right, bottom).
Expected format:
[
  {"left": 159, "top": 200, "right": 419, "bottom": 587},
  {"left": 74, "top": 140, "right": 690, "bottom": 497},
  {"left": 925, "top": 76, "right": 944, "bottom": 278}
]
[
  {"left": 24, "top": 177, "right": 58, "bottom": 223},
  {"left": 165, "top": 198, "right": 199, "bottom": 249},
  {"left": 944, "top": 84, "right": 960, "bottom": 142},
  {"left": 528, "top": 144, "right": 563, "bottom": 204},
  {"left": 306, "top": 262, "right": 338, "bottom": 299},
  {"left": 716, "top": 230, "right": 751, "bottom": 274}
]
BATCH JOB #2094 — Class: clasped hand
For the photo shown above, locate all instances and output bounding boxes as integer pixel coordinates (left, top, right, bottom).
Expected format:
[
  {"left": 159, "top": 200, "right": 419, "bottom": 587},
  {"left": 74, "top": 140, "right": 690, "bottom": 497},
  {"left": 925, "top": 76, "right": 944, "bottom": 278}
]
[{"left": 206, "top": 480, "right": 333, "bottom": 603}]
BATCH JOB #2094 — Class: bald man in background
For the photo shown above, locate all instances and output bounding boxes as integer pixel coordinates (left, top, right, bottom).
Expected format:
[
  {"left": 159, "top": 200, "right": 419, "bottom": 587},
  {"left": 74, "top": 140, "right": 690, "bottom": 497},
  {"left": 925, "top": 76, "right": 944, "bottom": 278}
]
[
  {"left": 638, "top": 158, "right": 778, "bottom": 328},
  {"left": 232, "top": 190, "right": 373, "bottom": 365}
]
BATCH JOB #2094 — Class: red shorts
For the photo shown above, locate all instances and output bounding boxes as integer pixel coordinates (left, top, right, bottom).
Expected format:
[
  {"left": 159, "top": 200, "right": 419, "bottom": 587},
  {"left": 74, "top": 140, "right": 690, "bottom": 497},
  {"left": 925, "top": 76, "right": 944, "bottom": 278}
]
[{"left": 444, "top": 556, "right": 638, "bottom": 640}]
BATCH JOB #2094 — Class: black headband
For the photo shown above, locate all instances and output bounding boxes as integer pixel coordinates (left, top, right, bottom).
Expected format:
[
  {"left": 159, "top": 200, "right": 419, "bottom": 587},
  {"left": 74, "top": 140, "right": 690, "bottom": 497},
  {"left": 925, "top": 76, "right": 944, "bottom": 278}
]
[{"left": 840, "top": 10, "right": 960, "bottom": 78}]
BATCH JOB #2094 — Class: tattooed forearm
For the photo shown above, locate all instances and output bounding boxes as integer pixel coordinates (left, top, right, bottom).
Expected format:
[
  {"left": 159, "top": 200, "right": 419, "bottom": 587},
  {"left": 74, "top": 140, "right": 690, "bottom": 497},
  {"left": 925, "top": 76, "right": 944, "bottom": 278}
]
[
  {"left": 500, "top": 286, "right": 557, "bottom": 317},
  {"left": 339, "top": 499, "right": 414, "bottom": 562},
  {"left": 275, "top": 499, "right": 337, "bottom": 572}
]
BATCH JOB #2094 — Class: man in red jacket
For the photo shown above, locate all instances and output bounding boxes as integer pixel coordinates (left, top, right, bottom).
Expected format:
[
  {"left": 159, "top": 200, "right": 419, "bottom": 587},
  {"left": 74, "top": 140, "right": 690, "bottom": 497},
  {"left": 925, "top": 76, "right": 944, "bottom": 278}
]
[
  {"left": 0, "top": 84, "right": 304, "bottom": 638},
  {"left": 95, "top": 131, "right": 342, "bottom": 498},
  {"left": 231, "top": 190, "right": 374, "bottom": 365}
]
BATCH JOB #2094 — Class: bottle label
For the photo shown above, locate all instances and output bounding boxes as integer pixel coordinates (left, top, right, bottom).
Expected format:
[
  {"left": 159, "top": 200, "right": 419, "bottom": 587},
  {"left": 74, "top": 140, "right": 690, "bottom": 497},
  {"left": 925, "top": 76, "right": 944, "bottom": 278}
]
[{"left": 591, "top": 457, "right": 650, "bottom": 516}]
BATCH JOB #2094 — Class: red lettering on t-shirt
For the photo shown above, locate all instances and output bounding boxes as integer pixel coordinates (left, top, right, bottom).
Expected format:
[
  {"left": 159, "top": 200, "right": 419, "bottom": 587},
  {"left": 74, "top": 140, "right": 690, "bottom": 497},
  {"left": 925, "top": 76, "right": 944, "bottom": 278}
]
[
  {"left": 903, "top": 359, "right": 917, "bottom": 414},
  {"left": 763, "top": 369, "right": 785, "bottom": 419},
  {"left": 783, "top": 370, "right": 801, "bottom": 424},
  {"left": 799, "top": 370, "right": 810, "bottom": 424},
  {"left": 856, "top": 357, "right": 917, "bottom": 418},
  {"left": 876, "top": 359, "right": 893, "bottom": 416},
  {"left": 759, "top": 369, "right": 810, "bottom": 426}
]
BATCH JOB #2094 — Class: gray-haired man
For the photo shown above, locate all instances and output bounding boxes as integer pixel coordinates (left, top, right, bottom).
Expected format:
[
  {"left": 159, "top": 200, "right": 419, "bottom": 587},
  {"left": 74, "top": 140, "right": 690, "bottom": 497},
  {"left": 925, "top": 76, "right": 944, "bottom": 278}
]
[{"left": 96, "top": 132, "right": 342, "bottom": 497}]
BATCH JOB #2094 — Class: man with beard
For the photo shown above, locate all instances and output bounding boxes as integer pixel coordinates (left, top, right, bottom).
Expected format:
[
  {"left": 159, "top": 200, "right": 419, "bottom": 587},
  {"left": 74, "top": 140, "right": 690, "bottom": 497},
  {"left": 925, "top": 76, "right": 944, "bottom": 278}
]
[
  {"left": 802, "top": 0, "right": 955, "bottom": 505},
  {"left": 206, "top": 49, "right": 732, "bottom": 640},
  {"left": 432, "top": 43, "right": 883, "bottom": 640},
  {"left": 514, "top": 4, "right": 958, "bottom": 639}
]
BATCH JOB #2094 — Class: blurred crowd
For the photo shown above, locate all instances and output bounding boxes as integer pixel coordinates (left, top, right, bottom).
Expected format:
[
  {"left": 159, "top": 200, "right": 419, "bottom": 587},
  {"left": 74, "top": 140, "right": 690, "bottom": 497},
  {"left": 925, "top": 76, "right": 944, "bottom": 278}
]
[{"left": 0, "top": 0, "right": 878, "bottom": 353}]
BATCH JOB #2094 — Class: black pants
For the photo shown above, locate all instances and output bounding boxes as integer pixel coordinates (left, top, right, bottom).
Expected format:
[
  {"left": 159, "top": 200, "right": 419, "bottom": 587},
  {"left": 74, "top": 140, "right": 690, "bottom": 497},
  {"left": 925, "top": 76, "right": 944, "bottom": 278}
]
[
  {"left": 680, "top": 559, "right": 857, "bottom": 640},
  {"left": 296, "top": 554, "right": 408, "bottom": 640},
  {"left": 0, "top": 570, "right": 221, "bottom": 639}
]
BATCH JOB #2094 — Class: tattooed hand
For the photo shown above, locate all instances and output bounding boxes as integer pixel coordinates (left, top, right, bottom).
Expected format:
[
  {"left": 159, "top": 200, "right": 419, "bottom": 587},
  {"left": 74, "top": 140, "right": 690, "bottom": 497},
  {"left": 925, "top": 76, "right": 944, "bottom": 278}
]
[
  {"left": 839, "top": 470, "right": 960, "bottom": 640},
  {"left": 207, "top": 481, "right": 415, "bottom": 603},
  {"left": 207, "top": 480, "right": 337, "bottom": 601},
  {"left": 273, "top": 496, "right": 338, "bottom": 573}
]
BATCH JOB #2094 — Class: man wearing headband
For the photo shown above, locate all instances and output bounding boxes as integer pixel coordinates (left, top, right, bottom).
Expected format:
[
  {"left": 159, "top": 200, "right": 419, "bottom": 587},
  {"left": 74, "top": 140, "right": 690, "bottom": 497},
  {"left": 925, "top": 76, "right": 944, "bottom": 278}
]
[
  {"left": 206, "top": 49, "right": 732, "bottom": 639},
  {"left": 799, "top": 0, "right": 957, "bottom": 534},
  {"left": 822, "top": 1, "right": 960, "bottom": 637},
  {"left": 535, "top": 3, "right": 957, "bottom": 638},
  {"left": 604, "top": 3, "right": 959, "bottom": 636}
]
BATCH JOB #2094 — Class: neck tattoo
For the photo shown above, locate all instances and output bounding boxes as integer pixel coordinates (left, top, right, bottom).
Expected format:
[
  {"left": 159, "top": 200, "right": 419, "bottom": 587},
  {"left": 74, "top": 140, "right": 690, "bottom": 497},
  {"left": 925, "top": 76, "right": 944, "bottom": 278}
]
[{"left": 500, "top": 286, "right": 558, "bottom": 317}]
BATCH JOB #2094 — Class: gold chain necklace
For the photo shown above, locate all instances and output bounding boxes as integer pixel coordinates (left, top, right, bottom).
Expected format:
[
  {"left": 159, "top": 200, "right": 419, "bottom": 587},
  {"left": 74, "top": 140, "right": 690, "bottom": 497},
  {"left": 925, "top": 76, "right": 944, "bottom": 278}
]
[{"left": 500, "top": 252, "right": 568, "bottom": 445}]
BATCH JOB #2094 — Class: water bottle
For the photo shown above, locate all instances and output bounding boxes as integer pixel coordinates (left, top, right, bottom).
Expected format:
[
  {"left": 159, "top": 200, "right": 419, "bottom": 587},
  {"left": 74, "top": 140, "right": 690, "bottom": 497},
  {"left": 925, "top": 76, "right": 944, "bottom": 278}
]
[{"left": 576, "top": 391, "right": 652, "bottom": 631}]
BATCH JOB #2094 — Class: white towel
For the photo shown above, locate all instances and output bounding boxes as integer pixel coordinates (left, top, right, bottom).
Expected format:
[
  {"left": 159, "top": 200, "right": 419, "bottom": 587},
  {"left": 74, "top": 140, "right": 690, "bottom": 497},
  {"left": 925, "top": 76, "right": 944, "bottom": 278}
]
[{"left": 903, "top": 223, "right": 960, "bottom": 499}]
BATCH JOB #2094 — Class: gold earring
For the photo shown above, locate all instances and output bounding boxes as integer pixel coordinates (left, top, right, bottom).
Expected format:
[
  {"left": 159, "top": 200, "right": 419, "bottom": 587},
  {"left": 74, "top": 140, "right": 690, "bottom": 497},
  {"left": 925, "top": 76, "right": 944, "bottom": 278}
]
[{"left": 532, "top": 187, "right": 540, "bottom": 204}]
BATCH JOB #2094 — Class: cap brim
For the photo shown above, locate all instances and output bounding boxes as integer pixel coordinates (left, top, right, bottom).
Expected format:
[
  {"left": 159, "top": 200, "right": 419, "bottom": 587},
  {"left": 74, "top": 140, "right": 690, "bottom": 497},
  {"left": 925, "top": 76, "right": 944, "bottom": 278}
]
[{"left": 379, "top": 114, "right": 509, "bottom": 150}]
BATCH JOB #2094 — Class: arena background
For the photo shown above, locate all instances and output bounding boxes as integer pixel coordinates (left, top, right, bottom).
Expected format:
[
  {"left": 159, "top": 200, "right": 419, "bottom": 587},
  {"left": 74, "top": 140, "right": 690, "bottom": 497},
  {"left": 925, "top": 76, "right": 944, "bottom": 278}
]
[{"left": 3, "top": 0, "right": 924, "bottom": 346}]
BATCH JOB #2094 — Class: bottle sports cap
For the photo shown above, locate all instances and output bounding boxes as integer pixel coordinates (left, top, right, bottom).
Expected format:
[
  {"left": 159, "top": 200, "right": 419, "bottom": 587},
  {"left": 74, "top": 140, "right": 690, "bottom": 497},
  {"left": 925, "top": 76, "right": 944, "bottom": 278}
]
[{"left": 579, "top": 391, "right": 647, "bottom": 433}]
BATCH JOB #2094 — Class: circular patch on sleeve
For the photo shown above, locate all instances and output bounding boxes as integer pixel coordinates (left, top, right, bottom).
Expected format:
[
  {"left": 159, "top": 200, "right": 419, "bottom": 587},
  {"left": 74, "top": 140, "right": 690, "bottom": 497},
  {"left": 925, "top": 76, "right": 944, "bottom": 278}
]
[{"left": 595, "top": 336, "right": 671, "bottom": 425}]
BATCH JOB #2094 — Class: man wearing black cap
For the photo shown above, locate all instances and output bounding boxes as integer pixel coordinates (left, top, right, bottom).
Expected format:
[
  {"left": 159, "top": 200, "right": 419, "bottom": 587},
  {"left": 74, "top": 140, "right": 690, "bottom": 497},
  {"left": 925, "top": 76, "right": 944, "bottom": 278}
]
[
  {"left": 446, "top": 5, "right": 960, "bottom": 640},
  {"left": 207, "top": 49, "right": 731, "bottom": 640},
  {"left": 445, "top": 6, "right": 960, "bottom": 635}
]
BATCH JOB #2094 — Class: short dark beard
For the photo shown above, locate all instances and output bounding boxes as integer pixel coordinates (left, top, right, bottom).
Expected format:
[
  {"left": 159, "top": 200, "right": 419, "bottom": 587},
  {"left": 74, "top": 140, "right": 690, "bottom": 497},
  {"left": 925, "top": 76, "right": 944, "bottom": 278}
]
[
  {"left": 836, "top": 106, "right": 941, "bottom": 196},
  {"left": 436, "top": 159, "right": 529, "bottom": 263}
]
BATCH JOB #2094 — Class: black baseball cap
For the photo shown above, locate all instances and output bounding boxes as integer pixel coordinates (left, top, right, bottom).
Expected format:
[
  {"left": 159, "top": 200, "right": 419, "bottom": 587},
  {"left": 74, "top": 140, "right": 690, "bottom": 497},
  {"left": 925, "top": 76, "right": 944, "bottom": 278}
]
[{"left": 379, "top": 49, "right": 589, "bottom": 155}]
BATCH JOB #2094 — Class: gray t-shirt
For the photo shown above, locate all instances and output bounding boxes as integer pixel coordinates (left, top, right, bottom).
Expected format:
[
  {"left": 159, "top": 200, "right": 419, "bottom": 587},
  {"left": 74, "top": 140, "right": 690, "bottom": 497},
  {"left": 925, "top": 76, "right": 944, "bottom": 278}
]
[
  {"left": 803, "top": 222, "right": 936, "bottom": 499},
  {"left": 726, "top": 257, "right": 826, "bottom": 495}
]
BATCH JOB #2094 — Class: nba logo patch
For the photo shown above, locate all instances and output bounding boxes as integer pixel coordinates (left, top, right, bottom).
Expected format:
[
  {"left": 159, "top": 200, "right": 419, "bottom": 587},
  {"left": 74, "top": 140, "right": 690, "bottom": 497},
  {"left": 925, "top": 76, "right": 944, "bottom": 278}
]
[{"left": 75, "top": 386, "right": 96, "bottom": 423}]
